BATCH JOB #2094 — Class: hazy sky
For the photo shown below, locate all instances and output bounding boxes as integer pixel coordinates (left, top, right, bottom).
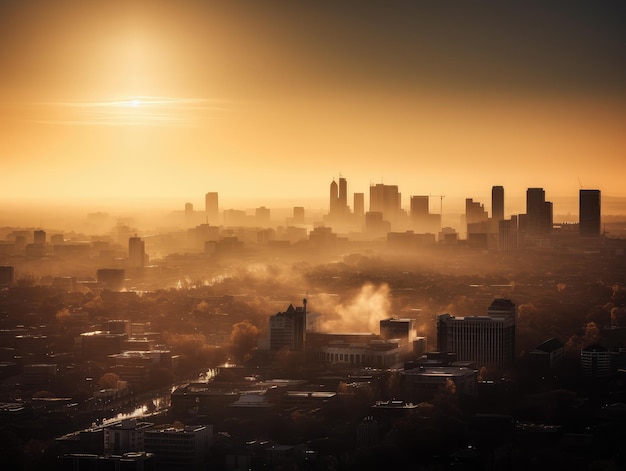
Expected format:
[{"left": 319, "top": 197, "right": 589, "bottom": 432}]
[{"left": 1, "top": 0, "right": 625, "bottom": 213}]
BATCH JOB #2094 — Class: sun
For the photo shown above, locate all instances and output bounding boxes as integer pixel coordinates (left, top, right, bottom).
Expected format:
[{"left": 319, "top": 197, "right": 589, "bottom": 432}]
[{"left": 130, "top": 98, "right": 141, "bottom": 107}]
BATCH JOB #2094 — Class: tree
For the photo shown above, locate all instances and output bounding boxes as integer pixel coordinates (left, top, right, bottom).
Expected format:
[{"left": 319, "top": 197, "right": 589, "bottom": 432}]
[{"left": 97, "top": 372, "right": 121, "bottom": 390}]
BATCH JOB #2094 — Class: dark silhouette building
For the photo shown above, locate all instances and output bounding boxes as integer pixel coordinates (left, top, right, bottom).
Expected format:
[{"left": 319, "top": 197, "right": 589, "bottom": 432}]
[
  {"left": 437, "top": 299, "right": 516, "bottom": 370},
  {"left": 579, "top": 189, "right": 601, "bottom": 236},
  {"left": 492, "top": 185, "right": 504, "bottom": 221},
  {"left": 269, "top": 300, "right": 307, "bottom": 351},
  {"left": 526, "top": 188, "right": 552, "bottom": 235}
]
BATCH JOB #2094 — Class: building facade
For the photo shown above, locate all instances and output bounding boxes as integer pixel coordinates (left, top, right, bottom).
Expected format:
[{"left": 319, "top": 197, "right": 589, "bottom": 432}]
[
  {"left": 269, "top": 300, "right": 307, "bottom": 351},
  {"left": 579, "top": 189, "right": 601, "bottom": 236},
  {"left": 437, "top": 299, "right": 516, "bottom": 370}
]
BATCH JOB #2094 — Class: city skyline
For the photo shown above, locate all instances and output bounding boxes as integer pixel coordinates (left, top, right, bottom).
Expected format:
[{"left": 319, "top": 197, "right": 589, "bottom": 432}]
[{"left": 1, "top": 1, "right": 625, "bottom": 210}]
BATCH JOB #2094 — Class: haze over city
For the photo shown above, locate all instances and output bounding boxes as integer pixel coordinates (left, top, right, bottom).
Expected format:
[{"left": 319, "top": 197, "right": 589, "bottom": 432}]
[{"left": 1, "top": 0, "right": 625, "bottom": 217}]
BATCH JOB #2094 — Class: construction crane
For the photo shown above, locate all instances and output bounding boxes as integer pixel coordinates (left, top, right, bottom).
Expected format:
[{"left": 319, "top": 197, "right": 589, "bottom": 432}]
[{"left": 429, "top": 194, "right": 446, "bottom": 215}]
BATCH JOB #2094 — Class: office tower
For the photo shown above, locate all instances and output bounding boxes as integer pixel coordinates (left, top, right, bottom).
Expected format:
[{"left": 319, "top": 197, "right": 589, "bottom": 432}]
[
  {"left": 526, "top": 187, "right": 552, "bottom": 235},
  {"left": 329, "top": 179, "right": 339, "bottom": 215},
  {"left": 579, "top": 189, "right": 601, "bottom": 236},
  {"left": 255, "top": 206, "right": 270, "bottom": 226},
  {"left": 465, "top": 199, "right": 488, "bottom": 225},
  {"left": 437, "top": 299, "right": 516, "bottom": 370},
  {"left": 269, "top": 300, "right": 307, "bottom": 351},
  {"left": 369, "top": 184, "right": 401, "bottom": 226},
  {"left": 492, "top": 186, "right": 504, "bottom": 221},
  {"left": 526, "top": 187, "right": 544, "bottom": 234},
  {"left": 410, "top": 196, "right": 429, "bottom": 218},
  {"left": 128, "top": 236, "right": 145, "bottom": 268},
  {"left": 205, "top": 192, "right": 219, "bottom": 224},
  {"left": 185, "top": 202, "right": 193, "bottom": 220},
  {"left": 329, "top": 177, "right": 349, "bottom": 218},
  {"left": 339, "top": 177, "right": 348, "bottom": 212},
  {"left": 34, "top": 230, "right": 46, "bottom": 245},
  {"left": 293, "top": 206, "right": 305, "bottom": 224},
  {"left": 410, "top": 195, "right": 429, "bottom": 231},
  {"left": 498, "top": 217, "right": 518, "bottom": 251}
]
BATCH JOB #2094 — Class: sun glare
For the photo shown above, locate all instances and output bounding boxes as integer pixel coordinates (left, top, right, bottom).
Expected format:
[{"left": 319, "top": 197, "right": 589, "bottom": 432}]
[{"left": 130, "top": 98, "right": 141, "bottom": 107}]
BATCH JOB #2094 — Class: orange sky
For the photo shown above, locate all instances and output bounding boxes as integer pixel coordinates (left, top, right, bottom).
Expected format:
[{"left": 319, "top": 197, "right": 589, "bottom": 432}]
[{"left": 1, "top": 1, "right": 625, "bottom": 216}]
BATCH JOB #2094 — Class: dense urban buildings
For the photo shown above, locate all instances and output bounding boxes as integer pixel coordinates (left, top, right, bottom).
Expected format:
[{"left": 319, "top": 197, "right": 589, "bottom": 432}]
[{"left": 0, "top": 178, "right": 624, "bottom": 470}]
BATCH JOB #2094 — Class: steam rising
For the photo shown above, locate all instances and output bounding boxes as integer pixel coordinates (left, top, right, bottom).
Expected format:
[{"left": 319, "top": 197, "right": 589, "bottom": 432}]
[{"left": 318, "top": 282, "right": 391, "bottom": 334}]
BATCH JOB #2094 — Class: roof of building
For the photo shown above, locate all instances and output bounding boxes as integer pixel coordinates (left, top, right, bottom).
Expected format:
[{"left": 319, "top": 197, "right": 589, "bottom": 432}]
[
  {"left": 532, "top": 337, "right": 565, "bottom": 353},
  {"left": 582, "top": 343, "right": 608, "bottom": 352},
  {"left": 489, "top": 298, "right": 516, "bottom": 309}
]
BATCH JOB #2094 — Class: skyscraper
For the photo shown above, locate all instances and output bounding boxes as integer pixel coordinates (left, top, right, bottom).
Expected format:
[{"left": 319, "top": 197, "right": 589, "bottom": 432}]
[
  {"left": 128, "top": 236, "right": 145, "bottom": 268},
  {"left": 205, "top": 192, "right": 219, "bottom": 224},
  {"left": 526, "top": 188, "right": 552, "bottom": 235},
  {"left": 329, "top": 179, "right": 339, "bottom": 215},
  {"left": 579, "top": 189, "right": 601, "bottom": 236},
  {"left": 465, "top": 199, "right": 488, "bottom": 225},
  {"left": 339, "top": 177, "right": 348, "bottom": 213},
  {"left": 491, "top": 185, "right": 504, "bottom": 221},
  {"left": 369, "top": 184, "right": 401, "bottom": 226},
  {"left": 329, "top": 177, "right": 349, "bottom": 218}
]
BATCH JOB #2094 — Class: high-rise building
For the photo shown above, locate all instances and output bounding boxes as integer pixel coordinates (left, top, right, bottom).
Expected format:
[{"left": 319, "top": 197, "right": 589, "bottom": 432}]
[
  {"left": 269, "top": 300, "right": 307, "bottom": 351},
  {"left": 437, "top": 299, "right": 516, "bottom": 370},
  {"left": 410, "top": 196, "right": 429, "bottom": 219},
  {"left": 526, "top": 188, "right": 552, "bottom": 235},
  {"left": 369, "top": 184, "right": 401, "bottom": 226},
  {"left": 205, "top": 192, "right": 219, "bottom": 224},
  {"left": 409, "top": 195, "right": 442, "bottom": 235},
  {"left": 329, "top": 179, "right": 339, "bottom": 216},
  {"left": 465, "top": 199, "right": 488, "bottom": 225},
  {"left": 579, "top": 189, "right": 601, "bottom": 236},
  {"left": 255, "top": 206, "right": 270, "bottom": 226},
  {"left": 329, "top": 177, "right": 349, "bottom": 218},
  {"left": 34, "top": 230, "right": 46, "bottom": 245},
  {"left": 498, "top": 217, "right": 518, "bottom": 251},
  {"left": 492, "top": 186, "right": 504, "bottom": 221},
  {"left": 293, "top": 206, "right": 305, "bottom": 224},
  {"left": 128, "top": 236, "right": 145, "bottom": 268},
  {"left": 339, "top": 177, "right": 348, "bottom": 212}
]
